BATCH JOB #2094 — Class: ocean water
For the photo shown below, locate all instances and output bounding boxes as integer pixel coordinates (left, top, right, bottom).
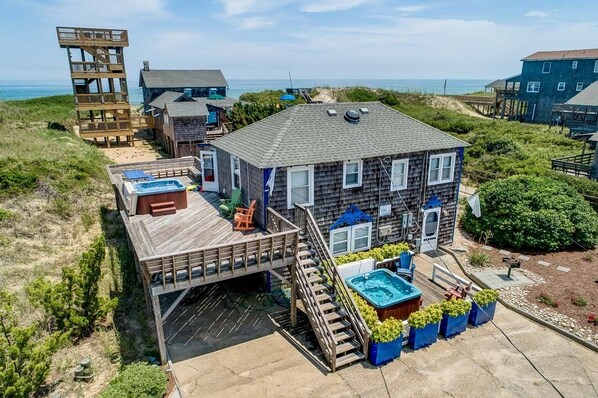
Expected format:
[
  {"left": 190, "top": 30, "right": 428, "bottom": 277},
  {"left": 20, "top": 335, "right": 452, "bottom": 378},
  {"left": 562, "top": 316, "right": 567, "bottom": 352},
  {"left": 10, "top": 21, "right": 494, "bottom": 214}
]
[{"left": 0, "top": 78, "right": 489, "bottom": 104}]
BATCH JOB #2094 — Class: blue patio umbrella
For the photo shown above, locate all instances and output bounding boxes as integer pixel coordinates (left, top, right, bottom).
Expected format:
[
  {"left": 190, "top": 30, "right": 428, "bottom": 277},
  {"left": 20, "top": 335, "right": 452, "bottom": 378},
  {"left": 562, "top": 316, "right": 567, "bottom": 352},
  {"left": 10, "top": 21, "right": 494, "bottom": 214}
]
[{"left": 279, "top": 94, "right": 296, "bottom": 101}]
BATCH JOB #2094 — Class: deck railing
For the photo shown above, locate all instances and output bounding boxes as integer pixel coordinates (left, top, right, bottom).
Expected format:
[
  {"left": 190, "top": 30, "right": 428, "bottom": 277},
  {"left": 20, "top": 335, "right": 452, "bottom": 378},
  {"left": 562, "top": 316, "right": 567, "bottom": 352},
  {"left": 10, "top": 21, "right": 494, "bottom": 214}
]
[
  {"left": 266, "top": 207, "right": 299, "bottom": 234},
  {"left": 76, "top": 93, "right": 129, "bottom": 105},
  {"left": 551, "top": 152, "right": 594, "bottom": 177},
  {"left": 70, "top": 60, "right": 124, "bottom": 74},
  {"left": 294, "top": 204, "right": 370, "bottom": 360},
  {"left": 140, "top": 216, "right": 299, "bottom": 294},
  {"left": 57, "top": 27, "right": 129, "bottom": 46},
  {"left": 79, "top": 120, "right": 131, "bottom": 135}
]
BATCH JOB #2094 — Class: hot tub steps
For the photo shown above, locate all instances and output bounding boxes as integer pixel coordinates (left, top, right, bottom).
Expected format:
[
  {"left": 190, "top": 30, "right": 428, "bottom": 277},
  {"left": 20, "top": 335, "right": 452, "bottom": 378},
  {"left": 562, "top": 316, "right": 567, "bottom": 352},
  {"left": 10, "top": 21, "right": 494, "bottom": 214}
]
[{"left": 150, "top": 201, "right": 176, "bottom": 216}]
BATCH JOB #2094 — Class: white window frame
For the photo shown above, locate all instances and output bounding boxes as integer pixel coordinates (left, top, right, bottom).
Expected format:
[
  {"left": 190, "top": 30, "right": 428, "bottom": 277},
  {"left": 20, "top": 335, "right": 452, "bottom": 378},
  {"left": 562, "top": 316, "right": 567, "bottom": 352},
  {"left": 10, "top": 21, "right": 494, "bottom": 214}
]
[
  {"left": 287, "top": 165, "right": 314, "bottom": 209},
  {"left": 542, "top": 62, "right": 551, "bottom": 73},
  {"left": 527, "top": 81, "right": 540, "bottom": 93},
  {"left": 576, "top": 82, "right": 584, "bottom": 92},
  {"left": 230, "top": 155, "right": 241, "bottom": 190},
  {"left": 329, "top": 222, "right": 372, "bottom": 255},
  {"left": 557, "top": 82, "right": 566, "bottom": 91},
  {"left": 594, "top": 60, "right": 598, "bottom": 73},
  {"left": 572, "top": 61, "right": 578, "bottom": 69},
  {"left": 390, "top": 159, "right": 409, "bottom": 191},
  {"left": 330, "top": 226, "right": 351, "bottom": 255},
  {"left": 343, "top": 159, "right": 363, "bottom": 189},
  {"left": 428, "top": 153, "right": 456, "bottom": 186}
]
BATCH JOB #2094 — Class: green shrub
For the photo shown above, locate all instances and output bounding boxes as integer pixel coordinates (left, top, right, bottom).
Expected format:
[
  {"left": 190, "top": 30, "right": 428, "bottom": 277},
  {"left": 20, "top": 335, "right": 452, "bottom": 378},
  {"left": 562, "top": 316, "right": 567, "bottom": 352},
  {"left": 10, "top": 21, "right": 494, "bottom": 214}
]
[
  {"left": 27, "top": 236, "right": 117, "bottom": 339},
  {"left": 468, "top": 249, "right": 491, "bottom": 267},
  {"left": 473, "top": 289, "right": 499, "bottom": 306},
  {"left": 0, "top": 290, "right": 64, "bottom": 398},
  {"left": 344, "top": 87, "right": 379, "bottom": 102},
  {"left": 537, "top": 291, "right": 558, "bottom": 308},
  {"left": 440, "top": 299, "right": 472, "bottom": 317},
  {"left": 352, "top": 291, "right": 403, "bottom": 343},
  {"left": 100, "top": 362, "right": 167, "bottom": 398},
  {"left": 571, "top": 296, "right": 587, "bottom": 307},
  {"left": 461, "top": 175, "right": 598, "bottom": 251},
  {"left": 370, "top": 317, "right": 404, "bottom": 343},
  {"left": 407, "top": 304, "right": 443, "bottom": 329},
  {"left": 335, "top": 243, "right": 409, "bottom": 265}
]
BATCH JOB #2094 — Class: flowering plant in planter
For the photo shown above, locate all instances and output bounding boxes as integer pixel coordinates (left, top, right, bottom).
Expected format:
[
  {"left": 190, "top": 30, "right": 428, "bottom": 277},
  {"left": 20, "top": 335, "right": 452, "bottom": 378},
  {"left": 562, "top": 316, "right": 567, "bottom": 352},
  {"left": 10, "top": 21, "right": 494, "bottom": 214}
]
[
  {"left": 469, "top": 289, "right": 499, "bottom": 326},
  {"left": 352, "top": 291, "right": 404, "bottom": 366},
  {"left": 407, "top": 304, "right": 442, "bottom": 349},
  {"left": 439, "top": 299, "right": 472, "bottom": 338}
]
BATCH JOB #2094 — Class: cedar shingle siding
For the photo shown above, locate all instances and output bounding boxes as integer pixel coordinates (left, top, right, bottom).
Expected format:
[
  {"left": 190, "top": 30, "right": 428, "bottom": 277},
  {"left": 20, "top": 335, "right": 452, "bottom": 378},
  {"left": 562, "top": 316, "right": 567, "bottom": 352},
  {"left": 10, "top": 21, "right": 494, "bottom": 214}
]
[{"left": 173, "top": 117, "right": 207, "bottom": 142}]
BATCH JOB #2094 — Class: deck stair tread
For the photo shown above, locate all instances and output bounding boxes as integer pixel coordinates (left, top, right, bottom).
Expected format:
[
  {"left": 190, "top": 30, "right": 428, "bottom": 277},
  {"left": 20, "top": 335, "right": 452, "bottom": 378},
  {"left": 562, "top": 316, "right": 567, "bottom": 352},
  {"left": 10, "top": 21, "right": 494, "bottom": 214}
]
[
  {"left": 307, "top": 275, "right": 326, "bottom": 284},
  {"left": 329, "top": 320, "right": 351, "bottom": 332},
  {"left": 312, "top": 283, "right": 332, "bottom": 293},
  {"left": 315, "top": 292, "right": 334, "bottom": 302},
  {"left": 298, "top": 249, "right": 316, "bottom": 258},
  {"left": 333, "top": 330, "right": 355, "bottom": 342},
  {"left": 330, "top": 340, "right": 360, "bottom": 355},
  {"left": 334, "top": 352, "right": 365, "bottom": 368},
  {"left": 299, "top": 258, "right": 317, "bottom": 267},
  {"left": 152, "top": 206, "right": 177, "bottom": 216},
  {"left": 324, "top": 309, "right": 347, "bottom": 322},
  {"left": 302, "top": 266, "right": 323, "bottom": 275},
  {"left": 320, "top": 302, "right": 340, "bottom": 312}
]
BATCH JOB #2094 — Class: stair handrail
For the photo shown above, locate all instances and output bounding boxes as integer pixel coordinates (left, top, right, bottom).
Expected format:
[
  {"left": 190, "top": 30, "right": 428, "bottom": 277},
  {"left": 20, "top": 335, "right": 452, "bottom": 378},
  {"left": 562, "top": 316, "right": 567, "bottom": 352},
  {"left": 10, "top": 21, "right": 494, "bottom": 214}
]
[
  {"left": 292, "top": 253, "right": 336, "bottom": 365},
  {"left": 294, "top": 204, "right": 370, "bottom": 356}
]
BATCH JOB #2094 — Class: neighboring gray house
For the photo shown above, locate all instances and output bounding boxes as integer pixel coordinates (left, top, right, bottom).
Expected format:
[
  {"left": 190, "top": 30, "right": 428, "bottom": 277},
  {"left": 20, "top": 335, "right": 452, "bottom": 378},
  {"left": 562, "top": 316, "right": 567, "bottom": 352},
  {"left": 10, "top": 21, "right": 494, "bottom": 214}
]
[
  {"left": 209, "top": 102, "right": 469, "bottom": 254},
  {"left": 149, "top": 91, "right": 239, "bottom": 157},
  {"left": 139, "top": 61, "right": 228, "bottom": 111}
]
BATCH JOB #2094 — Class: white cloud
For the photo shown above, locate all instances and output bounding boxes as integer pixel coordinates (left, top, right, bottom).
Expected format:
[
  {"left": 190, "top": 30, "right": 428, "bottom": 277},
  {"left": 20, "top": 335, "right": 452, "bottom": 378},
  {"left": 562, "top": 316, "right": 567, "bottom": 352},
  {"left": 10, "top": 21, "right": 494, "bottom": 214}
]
[
  {"left": 237, "top": 16, "right": 276, "bottom": 30},
  {"left": 36, "top": 0, "right": 170, "bottom": 21},
  {"left": 217, "top": 0, "right": 283, "bottom": 17},
  {"left": 396, "top": 4, "right": 431, "bottom": 13},
  {"left": 301, "top": 0, "right": 370, "bottom": 13},
  {"left": 525, "top": 10, "right": 549, "bottom": 18}
]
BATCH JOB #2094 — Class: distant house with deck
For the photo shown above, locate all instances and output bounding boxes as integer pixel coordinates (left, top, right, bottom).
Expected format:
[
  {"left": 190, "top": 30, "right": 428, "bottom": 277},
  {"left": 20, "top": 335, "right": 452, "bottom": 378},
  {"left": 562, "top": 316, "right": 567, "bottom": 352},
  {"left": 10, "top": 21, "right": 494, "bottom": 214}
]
[
  {"left": 138, "top": 61, "right": 228, "bottom": 112},
  {"left": 516, "top": 48, "right": 598, "bottom": 124},
  {"left": 210, "top": 102, "right": 469, "bottom": 255}
]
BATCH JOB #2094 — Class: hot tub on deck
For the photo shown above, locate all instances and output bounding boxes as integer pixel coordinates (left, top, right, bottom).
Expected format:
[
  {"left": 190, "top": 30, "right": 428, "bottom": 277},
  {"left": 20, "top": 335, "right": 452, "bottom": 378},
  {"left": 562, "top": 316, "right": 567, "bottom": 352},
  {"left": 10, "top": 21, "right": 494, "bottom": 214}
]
[
  {"left": 133, "top": 179, "right": 188, "bottom": 215},
  {"left": 346, "top": 268, "right": 422, "bottom": 321}
]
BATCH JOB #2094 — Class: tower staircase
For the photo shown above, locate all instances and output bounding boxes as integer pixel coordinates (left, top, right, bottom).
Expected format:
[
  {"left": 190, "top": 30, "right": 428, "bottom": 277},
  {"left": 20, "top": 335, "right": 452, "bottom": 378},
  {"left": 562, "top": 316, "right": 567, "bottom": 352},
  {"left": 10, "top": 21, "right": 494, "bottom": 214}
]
[{"left": 292, "top": 204, "right": 369, "bottom": 371}]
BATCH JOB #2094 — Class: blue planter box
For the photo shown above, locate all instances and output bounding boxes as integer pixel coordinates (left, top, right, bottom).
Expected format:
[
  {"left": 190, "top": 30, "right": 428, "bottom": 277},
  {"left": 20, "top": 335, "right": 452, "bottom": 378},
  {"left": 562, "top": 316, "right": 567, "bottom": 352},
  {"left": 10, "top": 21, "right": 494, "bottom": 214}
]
[
  {"left": 469, "top": 301, "right": 497, "bottom": 326},
  {"left": 408, "top": 322, "right": 439, "bottom": 350},
  {"left": 440, "top": 312, "right": 469, "bottom": 338},
  {"left": 369, "top": 334, "right": 403, "bottom": 366}
]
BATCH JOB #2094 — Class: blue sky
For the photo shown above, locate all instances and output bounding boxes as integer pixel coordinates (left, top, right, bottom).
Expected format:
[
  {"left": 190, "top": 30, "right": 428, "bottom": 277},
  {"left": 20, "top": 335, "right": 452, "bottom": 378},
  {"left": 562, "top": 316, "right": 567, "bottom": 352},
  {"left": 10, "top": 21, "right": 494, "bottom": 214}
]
[{"left": 1, "top": 0, "right": 598, "bottom": 81}]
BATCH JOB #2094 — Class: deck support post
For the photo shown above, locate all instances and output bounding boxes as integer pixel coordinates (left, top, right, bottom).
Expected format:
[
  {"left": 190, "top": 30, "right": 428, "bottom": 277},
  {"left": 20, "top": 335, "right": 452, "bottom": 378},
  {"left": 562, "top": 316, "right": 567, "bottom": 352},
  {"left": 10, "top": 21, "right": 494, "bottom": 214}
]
[
  {"left": 151, "top": 295, "right": 167, "bottom": 365},
  {"left": 290, "top": 260, "right": 297, "bottom": 328}
]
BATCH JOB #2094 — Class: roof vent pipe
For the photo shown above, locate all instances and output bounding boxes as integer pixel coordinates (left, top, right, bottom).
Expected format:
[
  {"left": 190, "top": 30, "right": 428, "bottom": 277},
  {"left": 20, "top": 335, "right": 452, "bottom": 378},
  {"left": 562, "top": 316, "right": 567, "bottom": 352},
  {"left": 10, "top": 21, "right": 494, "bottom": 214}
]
[
  {"left": 143, "top": 61, "right": 150, "bottom": 71},
  {"left": 344, "top": 110, "right": 360, "bottom": 124}
]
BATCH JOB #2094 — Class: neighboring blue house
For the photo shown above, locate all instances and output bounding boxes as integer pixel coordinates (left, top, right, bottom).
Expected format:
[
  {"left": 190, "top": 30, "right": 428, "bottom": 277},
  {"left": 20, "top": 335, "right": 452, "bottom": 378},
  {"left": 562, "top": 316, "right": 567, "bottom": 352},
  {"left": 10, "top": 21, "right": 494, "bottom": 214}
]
[
  {"left": 138, "top": 61, "right": 228, "bottom": 112},
  {"left": 517, "top": 48, "right": 598, "bottom": 124}
]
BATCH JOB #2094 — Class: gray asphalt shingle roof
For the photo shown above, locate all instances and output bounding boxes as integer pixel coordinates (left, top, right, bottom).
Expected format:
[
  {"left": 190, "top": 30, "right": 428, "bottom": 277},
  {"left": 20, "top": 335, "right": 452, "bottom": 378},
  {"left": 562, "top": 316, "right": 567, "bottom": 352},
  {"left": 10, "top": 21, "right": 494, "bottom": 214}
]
[
  {"left": 191, "top": 97, "right": 240, "bottom": 109},
  {"left": 140, "top": 70, "right": 228, "bottom": 89},
  {"left": 565, "top": 82, "right": 598, "bottom": 107},
  {"left": 166, "top": 102, "right": 209, "bottom": 118},
  {"left": 149, "top": 91, "right": 184, "bottom": 110},
  {"left": 212, "top": 102, "right": 469, "bottom": 168}
]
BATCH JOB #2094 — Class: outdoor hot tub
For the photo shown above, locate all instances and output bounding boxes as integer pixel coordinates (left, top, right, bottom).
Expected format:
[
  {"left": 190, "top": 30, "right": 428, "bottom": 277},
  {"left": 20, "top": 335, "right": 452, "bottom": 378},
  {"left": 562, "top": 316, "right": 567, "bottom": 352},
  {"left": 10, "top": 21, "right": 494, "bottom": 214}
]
[
  {"left": 133, "top": 179, "right": 188, "bottom": 215},
  {"left": 346, "top": 268, "right": 422, "bottom": 321}
]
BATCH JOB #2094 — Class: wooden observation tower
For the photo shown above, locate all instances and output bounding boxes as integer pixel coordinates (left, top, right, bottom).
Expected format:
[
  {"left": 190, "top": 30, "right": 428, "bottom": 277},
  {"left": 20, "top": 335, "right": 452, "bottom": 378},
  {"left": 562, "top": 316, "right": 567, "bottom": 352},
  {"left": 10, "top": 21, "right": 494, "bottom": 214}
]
[{"left": 56, "top": 26, "right": 143, "bottom": 146}]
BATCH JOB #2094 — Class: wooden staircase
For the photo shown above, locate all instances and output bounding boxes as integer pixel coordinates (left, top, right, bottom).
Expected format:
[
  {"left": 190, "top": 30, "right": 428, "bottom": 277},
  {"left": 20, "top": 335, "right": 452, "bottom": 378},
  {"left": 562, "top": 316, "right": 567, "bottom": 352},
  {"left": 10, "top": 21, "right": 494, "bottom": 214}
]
[
  {"left": 292, "top": 206, "right": 369, "bottom": 371},
  {"left": 150, "top": 201, "right": 176, "bottom": 216}
]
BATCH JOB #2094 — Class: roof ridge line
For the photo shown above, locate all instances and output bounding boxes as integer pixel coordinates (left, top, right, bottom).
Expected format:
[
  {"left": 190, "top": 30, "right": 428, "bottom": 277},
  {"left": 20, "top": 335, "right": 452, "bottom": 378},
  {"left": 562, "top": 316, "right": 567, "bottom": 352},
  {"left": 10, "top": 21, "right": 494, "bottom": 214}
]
[{"left": 259, "top": 106, "right": 300, "bottom": 168}]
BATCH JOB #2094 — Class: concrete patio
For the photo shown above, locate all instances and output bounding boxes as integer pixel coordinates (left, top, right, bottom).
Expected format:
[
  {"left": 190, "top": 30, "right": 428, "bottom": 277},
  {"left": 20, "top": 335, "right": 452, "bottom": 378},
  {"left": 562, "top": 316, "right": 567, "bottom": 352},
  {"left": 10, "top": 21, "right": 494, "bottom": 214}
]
[{"left": 169, "top": 253, "right": 598, "bottom": 398}]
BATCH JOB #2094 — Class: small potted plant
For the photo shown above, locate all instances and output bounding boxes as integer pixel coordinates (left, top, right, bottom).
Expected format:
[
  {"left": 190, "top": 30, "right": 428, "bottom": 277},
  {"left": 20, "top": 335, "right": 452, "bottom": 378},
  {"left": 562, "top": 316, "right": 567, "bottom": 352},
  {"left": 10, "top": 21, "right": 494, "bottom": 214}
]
[
  {"left": 469, "top": 289, "right": 499, "bottom": 326},
  {"left": 368, "top": 317, "right": 405, "bottom": 366},
  {"left": 407, "top": 304, "right": 442, "bottom": 350},
  {"left": 440, "top": 298, "right": 472, "bottom": 338}
]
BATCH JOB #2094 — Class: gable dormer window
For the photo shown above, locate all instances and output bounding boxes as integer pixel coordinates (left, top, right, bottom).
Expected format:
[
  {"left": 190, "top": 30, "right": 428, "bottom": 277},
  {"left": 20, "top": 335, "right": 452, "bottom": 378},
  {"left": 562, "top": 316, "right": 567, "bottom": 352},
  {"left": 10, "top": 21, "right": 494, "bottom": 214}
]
[
  {"left": 343, "top": 159, "right": 362, "bottom": 188},
  {"left": 542, "top": 62, "right": 551, "bottom": 73},
  {"left": 184, "top": 88, "right": 192, "bottom": 98}
]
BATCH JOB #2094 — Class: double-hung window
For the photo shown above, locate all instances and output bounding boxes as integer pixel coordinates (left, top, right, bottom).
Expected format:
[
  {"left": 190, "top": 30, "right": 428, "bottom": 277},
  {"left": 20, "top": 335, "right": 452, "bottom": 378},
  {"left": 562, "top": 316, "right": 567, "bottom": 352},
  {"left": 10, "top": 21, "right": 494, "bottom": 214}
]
[
  {"left": 594, "top": 60, "right": 598, "bottom": 73},
  {"left": 343, "top": 159, "right": 362, "bottom": 188},
  {"left": 390, "top": 159, "right": 409, "bottom": 191},
  {"left": 572, "top": 61, "right": 578, "bottom": 69},
  {"left": 576, "top": 82, "right": 584, "bottom": 92},
  {"left": 542, "top": 62, "right": 551, "bottom": 73},
  {"left": 428, "top": 153, "right": 456, "bottom": 185},
  {"left": 527, "top": 81, "right": 540, "bottom": 93},
  {"left": 329, "top": 223, "right": 372, "bottom": 255},
  {"left": 231, "top": 155, "right": 241, "bottom": 190},
  {"left": 287, "top": 165, "right": 314, "bottom": 209},
  {"left": 557, "top": 82, "right": 566, "bottom": 91}
]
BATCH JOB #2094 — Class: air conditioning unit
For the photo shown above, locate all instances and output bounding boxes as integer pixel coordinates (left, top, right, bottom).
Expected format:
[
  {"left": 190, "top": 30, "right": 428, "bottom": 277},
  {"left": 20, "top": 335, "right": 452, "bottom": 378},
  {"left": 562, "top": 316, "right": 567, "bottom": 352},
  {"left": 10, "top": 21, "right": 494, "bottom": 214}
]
[{"left": 379, "top": 225, "right": 392, "bottom": 237}]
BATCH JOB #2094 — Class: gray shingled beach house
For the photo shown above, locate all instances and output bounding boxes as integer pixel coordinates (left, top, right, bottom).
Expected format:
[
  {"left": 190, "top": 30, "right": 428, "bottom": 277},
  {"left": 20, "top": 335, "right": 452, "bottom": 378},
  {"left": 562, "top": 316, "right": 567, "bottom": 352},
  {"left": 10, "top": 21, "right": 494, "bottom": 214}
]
[{"left": 211, "top": 102, "right": 469, "bottom": 254}]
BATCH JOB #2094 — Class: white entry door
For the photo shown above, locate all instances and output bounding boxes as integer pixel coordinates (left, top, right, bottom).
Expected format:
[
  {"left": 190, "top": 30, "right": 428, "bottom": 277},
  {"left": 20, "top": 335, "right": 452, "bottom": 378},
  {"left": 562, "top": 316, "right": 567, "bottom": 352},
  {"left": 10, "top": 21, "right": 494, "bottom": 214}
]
[
  {"left": 421, "top": 208, "right": 441, "bottom": 253},
  {"left": 200, "top": 150, "right": 219, "bottom": 192}
]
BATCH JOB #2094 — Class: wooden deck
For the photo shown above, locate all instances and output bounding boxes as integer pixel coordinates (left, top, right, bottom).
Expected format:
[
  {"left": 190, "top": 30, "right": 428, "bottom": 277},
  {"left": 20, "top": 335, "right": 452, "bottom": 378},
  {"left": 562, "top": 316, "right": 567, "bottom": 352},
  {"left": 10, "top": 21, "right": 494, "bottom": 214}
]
[{"left": 127, "top": 187, "right": 264, "bottom": 259}]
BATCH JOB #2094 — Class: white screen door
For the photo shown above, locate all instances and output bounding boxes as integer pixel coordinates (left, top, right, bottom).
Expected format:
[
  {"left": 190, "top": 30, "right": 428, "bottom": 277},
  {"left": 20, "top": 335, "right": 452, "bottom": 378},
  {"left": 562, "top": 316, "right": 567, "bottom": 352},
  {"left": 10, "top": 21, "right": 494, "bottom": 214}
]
[
  {"left": 421, "top": 208, "right": 440, "bottom": 253},
  {"left": 200, "top": 151, "right": 219, "bottom": 192}
]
